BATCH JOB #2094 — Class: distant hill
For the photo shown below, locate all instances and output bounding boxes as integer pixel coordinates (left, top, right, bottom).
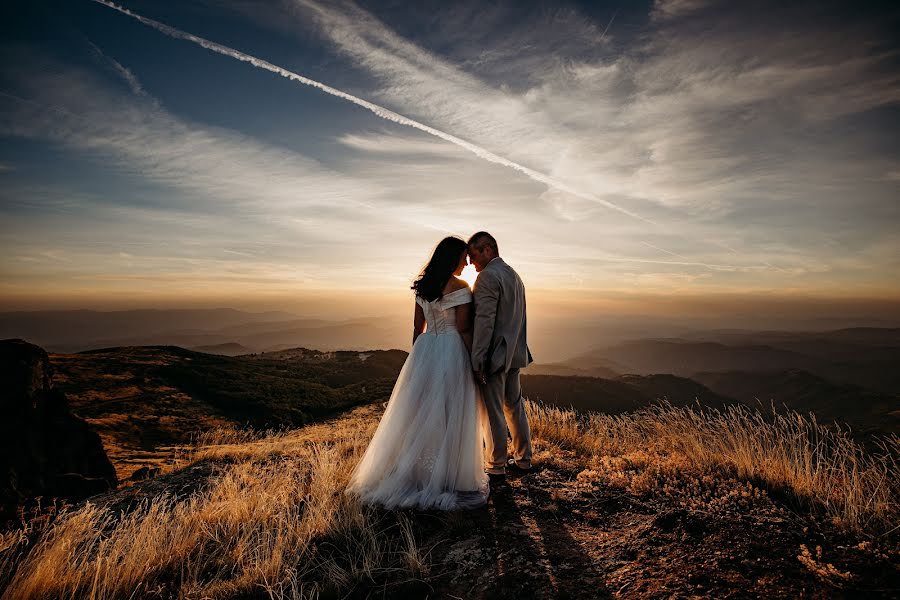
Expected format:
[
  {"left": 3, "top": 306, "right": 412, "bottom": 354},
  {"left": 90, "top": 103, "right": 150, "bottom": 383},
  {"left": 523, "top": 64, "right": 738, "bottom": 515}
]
[
  {"left": 0, "top": 308, "right": 410, "bottom": 355},
  {"left": 522, "top": 375, "right": 648, "bottom": 414},
  {"left": 561, "top": 330, "right": 900, "bottom": 398},
  {"left": 561, "top": 353, "right": 631, "bottom": 375},
  {"left": 674, "top": 329, "right": 900, "bottom": 394},
  {"left": 693, "top": 369, "right": 900, "bottom": 435},
  {"left": 678, "top": 327, "right": 900, "bottom": 348},
  {"left": 572, "top": 339, "right": 818, "bottom": 376},
  {"left": 525, "top": 362, "right": 619, "bottom": 379},
  {"left": 615, "top": 373, "right": 737, "bottom": 410},
  {"left": 521, "top": 373, "right": 736, "bottom": 414},
  {"left": 214, "top": 318, "right": 333, "bottom": 336},
  {"left": 188, "top": 342, "right": 253, "bottom": 356},
  {"left": 0, "top": 308, "right": 297, "bottom": 350},
  {"left": 244, "top": 321, "right": 405, "bottom": 353},
  {"left": 50, "top": 345, "right": 407, "bottom": 479},
  {"left": 812, "top": 359, "right": 900, "bottom": 397}
]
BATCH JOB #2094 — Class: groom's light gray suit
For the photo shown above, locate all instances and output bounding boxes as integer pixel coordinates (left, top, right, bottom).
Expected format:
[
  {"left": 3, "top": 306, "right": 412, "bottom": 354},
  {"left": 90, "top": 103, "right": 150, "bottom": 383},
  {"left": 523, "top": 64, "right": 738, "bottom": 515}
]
[{"left": 471, "top": 257, "right": 533, "bottom": 474}]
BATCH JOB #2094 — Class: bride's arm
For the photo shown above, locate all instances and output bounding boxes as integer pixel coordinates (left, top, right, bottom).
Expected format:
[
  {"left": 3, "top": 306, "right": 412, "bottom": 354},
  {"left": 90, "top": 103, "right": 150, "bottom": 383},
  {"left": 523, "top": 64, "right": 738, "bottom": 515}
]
[
  {"left": 455, "top": 301, "right": 474, "bottom": 356},
  {"left": 412, "top": 302, "right": 426, "bottom": 345}
]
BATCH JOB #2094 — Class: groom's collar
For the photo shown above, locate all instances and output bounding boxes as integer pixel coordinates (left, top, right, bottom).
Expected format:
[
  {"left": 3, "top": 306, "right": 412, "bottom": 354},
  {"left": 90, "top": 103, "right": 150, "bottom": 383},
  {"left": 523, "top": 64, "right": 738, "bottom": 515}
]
[{"left": 479, "top": 256, "right": 503, "bottom": 274}]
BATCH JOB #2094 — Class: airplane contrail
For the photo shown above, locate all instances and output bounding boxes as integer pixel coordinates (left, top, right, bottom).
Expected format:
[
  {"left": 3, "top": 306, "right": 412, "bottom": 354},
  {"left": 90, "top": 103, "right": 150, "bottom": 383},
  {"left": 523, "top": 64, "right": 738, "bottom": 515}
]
[
  {"left": 88, "top": 0, "right": 657, "bottom": 226},
  {"left": 639, "top": 240, "right": 719, "bottom": 271},
  {"left": 599, "top": 10, "right": 618, "bottom": 42}
]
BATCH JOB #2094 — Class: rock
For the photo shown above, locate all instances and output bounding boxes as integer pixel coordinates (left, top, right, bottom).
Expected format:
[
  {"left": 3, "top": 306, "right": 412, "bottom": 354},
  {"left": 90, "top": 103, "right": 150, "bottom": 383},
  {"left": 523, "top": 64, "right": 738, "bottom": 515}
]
[
  {"left": 0, "top": 338, "right": 53, "bottom": 403},
  {"left": 128, "top": 466, "right": 161, "bottom": 481},
  {"left": 0, "top": 339, "right": 117, "bottom": 523}
]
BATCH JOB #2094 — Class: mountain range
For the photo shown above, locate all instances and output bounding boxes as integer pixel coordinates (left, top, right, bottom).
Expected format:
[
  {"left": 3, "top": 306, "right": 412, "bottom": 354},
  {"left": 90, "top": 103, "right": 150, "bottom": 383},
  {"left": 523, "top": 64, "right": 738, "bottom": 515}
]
[
  {"left": 8, "top": 308, "right": 898, "bottom": 364},
  {"left": 0, "top": 309, "right": 410, "bottom": 354},
  {"left": 38, "top": 332, "right": 898, "bottom": 485}
]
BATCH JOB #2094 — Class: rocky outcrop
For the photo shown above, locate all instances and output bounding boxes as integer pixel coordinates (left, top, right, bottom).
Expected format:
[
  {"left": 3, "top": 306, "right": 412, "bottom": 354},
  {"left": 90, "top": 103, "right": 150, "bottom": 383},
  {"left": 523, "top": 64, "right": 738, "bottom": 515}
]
[
  {"left": 1, "top": 339, "right": 117, "bottom": 523},
  {"left": 128, "top": 466, "right": 161, "bottom": 482}
]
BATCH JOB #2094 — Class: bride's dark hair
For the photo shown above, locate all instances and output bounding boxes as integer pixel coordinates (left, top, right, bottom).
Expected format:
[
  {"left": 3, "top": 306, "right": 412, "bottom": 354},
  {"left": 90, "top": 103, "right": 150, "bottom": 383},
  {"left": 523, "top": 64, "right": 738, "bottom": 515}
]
[{"left": 412, "top": 236, "right": 467, "bottom": 302}]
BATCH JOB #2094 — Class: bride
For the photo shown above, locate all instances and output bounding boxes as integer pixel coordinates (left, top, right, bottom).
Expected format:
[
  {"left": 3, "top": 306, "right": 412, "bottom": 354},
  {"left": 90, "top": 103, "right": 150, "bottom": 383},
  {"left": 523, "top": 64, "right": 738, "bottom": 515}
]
[{"left": 346, "top": 236, "right": 489, "bottom": 510}]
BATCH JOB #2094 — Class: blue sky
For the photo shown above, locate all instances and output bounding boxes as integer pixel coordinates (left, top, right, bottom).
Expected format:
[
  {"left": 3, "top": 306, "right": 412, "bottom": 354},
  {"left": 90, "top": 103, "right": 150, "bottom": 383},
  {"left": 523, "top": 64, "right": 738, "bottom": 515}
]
[{"left": 1, "top": 0, "right": 899, "bottom": 312}]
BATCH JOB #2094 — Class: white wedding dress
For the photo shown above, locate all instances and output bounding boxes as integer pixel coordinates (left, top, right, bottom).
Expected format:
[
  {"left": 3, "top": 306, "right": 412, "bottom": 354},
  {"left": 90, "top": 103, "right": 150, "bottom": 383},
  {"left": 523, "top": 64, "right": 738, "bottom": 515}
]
[{"left": 347, "top": 287, "right": 489, "bottom": 510}]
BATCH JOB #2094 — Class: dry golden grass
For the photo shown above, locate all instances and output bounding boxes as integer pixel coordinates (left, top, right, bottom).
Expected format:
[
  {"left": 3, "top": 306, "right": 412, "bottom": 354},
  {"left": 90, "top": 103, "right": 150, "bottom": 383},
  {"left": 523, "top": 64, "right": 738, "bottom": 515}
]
[
  {"left": 529, "top": 400, "right": 899, "bottom": 535},
  {"left": 2, "top": 399, "right": 897, "bottom": 599},
  {"left": 0, "top": 406, "right": 424, "bottom": 599}
]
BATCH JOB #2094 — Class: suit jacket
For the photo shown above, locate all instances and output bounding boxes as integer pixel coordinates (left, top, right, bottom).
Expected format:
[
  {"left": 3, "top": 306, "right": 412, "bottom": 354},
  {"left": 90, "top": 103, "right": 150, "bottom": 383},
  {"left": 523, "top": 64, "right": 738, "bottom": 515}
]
[{"left": 471, "top": 257, "right": 533, "bottom": 374}]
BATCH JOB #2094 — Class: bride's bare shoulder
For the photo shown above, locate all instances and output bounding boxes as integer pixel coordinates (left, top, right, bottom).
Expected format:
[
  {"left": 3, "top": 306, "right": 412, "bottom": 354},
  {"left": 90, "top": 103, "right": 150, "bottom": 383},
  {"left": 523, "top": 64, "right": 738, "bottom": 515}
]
[
  {"left": 444, "top": 277, "right": 470, "bottom": 293},
  {"left": 453, "top": 277, "right": 472, "bottom": 291}
]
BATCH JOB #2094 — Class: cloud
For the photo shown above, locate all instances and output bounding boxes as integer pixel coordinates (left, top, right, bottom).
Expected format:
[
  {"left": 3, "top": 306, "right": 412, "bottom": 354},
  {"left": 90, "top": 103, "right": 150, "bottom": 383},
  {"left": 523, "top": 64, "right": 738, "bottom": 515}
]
[
  {"left": 288, "top": 0, "right": 573, "bottom": 169},
  {"left": 337, "top": 131, "right": 470, "bottom": 158},
  {"left": 0, "top": 46, "right": 439, "bottom": 292},
  {"left": 650, "top": 0, "right": 714, "bottom": 21},
  {"left": 288, "top": 1, "right": 900, "bottom": 206},
  {"left": 0, "top": 50, "right": 622, "bottom": 292},
  {"left": 86, "top": 0, "right": 664, "bottom": 228},
  {"left": 87, "top": 40, "right": 153, "bottom": 100},
  {"left": 0, "top": 51, "right": 381, "bottom": 224},
  {"left": 270, "top": 1, "right": 898, "bottom": 270}
]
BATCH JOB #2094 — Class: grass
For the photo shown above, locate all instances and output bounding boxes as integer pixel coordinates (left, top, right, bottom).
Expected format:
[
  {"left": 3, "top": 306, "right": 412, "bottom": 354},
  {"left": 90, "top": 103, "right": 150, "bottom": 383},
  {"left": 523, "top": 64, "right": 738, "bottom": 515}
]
[
  {"left": 529, "top": 400, "right": 899, "bottom": 535},
  {"left": 0, "top": 406, "right": 423, "bottom": 599},
  {"left": 2, "top": 400, "right": 897, "bottom": 599}
]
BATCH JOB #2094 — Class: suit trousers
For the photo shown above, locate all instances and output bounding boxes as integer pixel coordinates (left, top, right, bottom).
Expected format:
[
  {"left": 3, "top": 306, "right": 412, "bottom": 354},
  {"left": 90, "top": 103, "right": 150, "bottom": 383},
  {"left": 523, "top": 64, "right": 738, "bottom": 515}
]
[{"left": 480, "top": 368, "right": 532, "bottom": 474}]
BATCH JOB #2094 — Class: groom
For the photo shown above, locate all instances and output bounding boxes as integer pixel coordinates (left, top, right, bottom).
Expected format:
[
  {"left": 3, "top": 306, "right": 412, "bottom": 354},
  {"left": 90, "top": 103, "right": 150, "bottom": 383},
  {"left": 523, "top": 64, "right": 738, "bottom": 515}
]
[{"left": 468, "top": 232, "right": 533, "bottom": 479}]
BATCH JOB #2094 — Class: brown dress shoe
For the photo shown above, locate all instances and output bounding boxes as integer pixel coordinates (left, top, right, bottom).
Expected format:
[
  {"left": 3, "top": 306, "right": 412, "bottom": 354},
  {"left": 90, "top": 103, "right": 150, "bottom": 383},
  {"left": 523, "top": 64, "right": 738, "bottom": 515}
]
[{"left": 506, "top": 459, "right": 532, "bottom": 475}]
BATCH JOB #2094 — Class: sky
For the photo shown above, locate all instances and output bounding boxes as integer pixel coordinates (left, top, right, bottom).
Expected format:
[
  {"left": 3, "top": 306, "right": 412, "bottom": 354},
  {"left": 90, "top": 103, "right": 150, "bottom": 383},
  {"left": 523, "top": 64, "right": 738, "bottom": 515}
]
[{"left": 1, "top": 0, "right": 899, "bottom": 321}]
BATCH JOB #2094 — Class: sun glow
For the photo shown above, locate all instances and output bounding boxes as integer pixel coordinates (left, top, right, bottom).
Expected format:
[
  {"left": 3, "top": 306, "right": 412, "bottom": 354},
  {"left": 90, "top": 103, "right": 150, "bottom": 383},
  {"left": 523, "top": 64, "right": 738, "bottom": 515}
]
[{"left": 460, "top": 264, "right": 479, "bottom": 288}]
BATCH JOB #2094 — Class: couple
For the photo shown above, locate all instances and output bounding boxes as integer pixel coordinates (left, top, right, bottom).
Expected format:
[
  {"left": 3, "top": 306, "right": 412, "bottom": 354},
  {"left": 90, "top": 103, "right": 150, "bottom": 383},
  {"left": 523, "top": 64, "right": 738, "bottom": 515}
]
[{"left": 346, "top": 232, "right": 532, "bottom": 510}]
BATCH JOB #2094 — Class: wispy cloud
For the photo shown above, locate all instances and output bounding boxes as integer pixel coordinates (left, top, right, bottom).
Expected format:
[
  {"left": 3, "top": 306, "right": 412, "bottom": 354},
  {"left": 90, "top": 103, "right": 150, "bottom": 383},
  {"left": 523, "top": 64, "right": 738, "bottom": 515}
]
[
  {"left": 0, "top": 53, "right": 379, "bottom": 222},
  {"left": 337, "top": 131, "right": 469, "bottom": 158},
  {"left": 268, "top": 0, "right": 899, "bottom": 277},
  {"left": 650, "top": 0, "right": 714, "bottom": 21},
  {"left": 284, "top": 0, "right": 900, "bottom": 207},
  {"left": 87, "top": 40, "right": 152, "bottom": 99},
  {"left": 88, "top": 0, "right": 662, "bottom": 228},
  {"left": 0, "top": 44, "right": 419, "bottom": 291}
]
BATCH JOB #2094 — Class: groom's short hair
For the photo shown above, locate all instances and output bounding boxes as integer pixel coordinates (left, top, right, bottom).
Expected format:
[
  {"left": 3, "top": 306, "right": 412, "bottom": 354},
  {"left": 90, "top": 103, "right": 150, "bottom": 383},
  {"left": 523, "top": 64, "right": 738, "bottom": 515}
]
[{"left": 468, "top": 231, "right": 498, "bottom": 252}]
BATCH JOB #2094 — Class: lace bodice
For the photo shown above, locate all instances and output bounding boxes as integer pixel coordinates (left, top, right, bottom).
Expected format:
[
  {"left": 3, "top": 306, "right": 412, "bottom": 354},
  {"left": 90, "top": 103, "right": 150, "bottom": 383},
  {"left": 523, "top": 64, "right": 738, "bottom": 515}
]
[{"left": 415, "top": 288, "right": 472, "bottom": 335}]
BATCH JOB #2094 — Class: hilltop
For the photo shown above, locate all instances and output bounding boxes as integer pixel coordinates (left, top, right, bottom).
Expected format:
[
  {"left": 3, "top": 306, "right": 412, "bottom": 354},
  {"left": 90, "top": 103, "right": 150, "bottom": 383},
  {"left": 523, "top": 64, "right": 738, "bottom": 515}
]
[
  {"left": 1, "top": 400, "right": 896, "bottom": 599},
  {"left": 0, "top": 341, "right": 897, "bottom": 598}
]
